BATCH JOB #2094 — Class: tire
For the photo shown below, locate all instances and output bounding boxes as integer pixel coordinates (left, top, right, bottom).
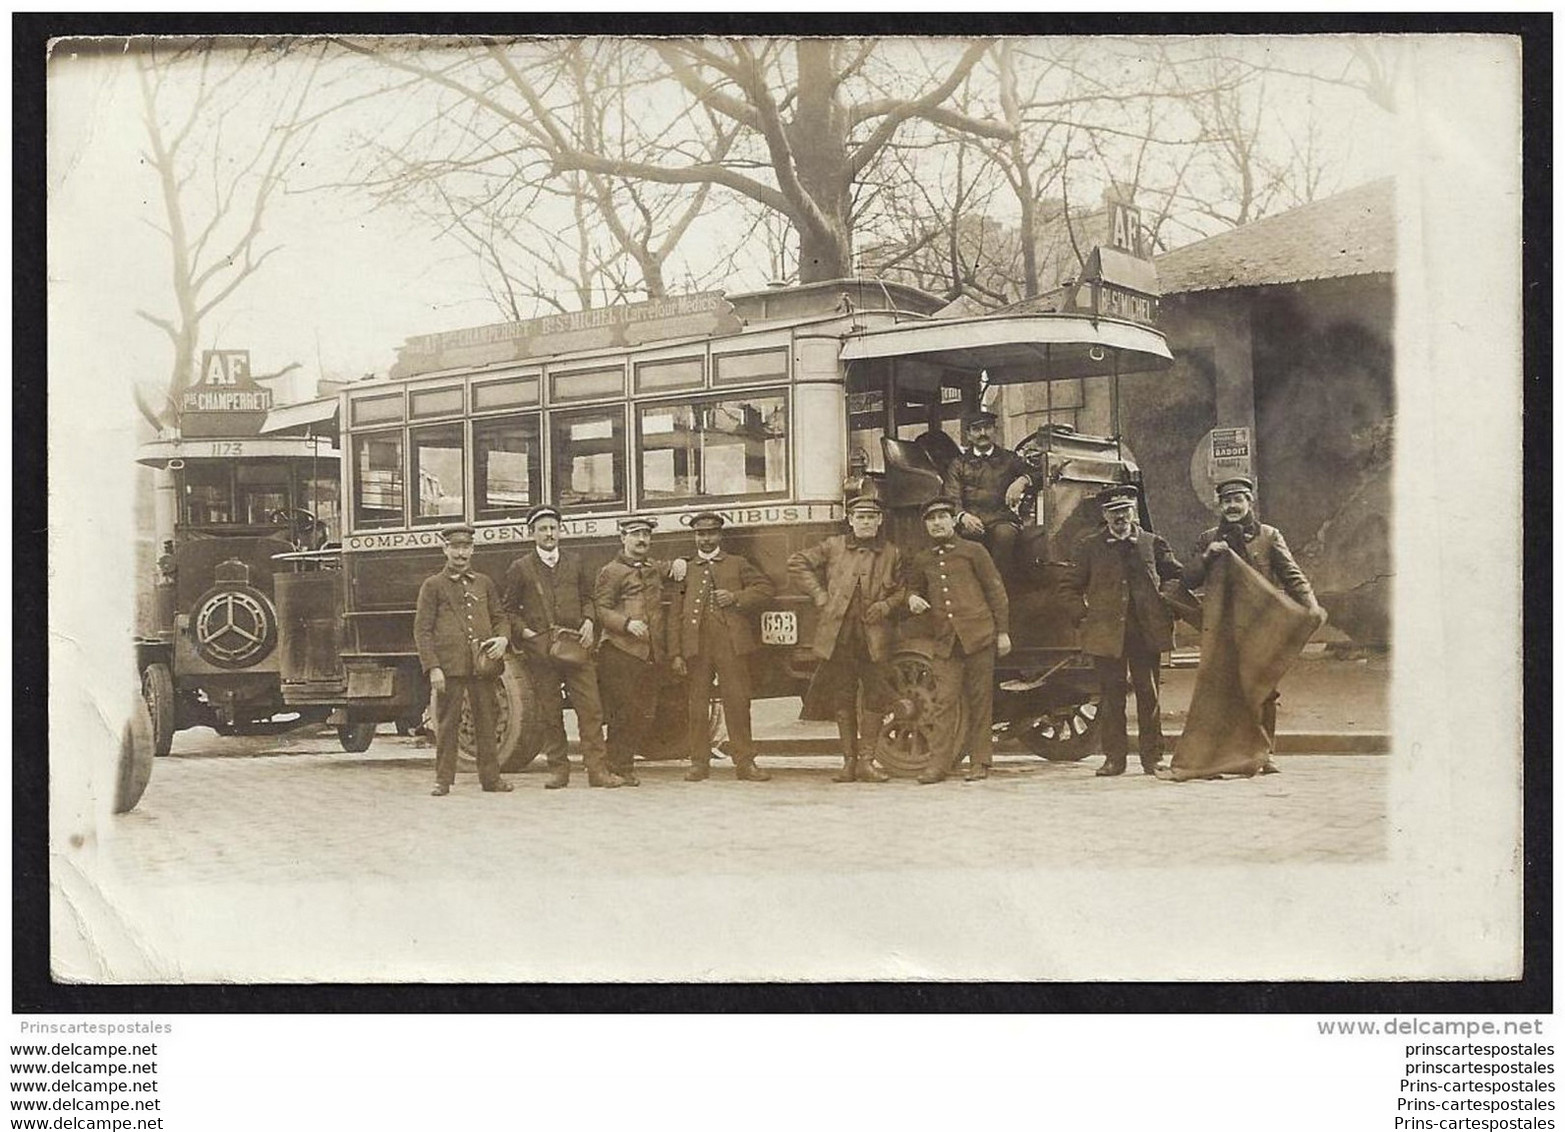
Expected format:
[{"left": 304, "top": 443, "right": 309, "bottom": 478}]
[
  {"left": 457, "top": 656, "right": 527, "bottom": 773},
  {"left": 116, "top": 699, "right": 155, "bottom": 814},
  {"left": 337, "top": 723, "right": 377, "bottom": 753},
  {"left": 1015, "top": 697, "right": 1100, "bottom": 762},
  {"left": 874, "top": 652, "right": 966, "bottom": 779},
  {"left": 140, "top": 662, "right": 175, "bottom": 757}
]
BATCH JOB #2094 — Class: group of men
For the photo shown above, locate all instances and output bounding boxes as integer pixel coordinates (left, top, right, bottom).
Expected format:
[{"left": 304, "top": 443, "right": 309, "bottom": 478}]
[
  {"left": 413, "top": 407, "right": 1323, "bottom": 794},
  {"left": 414, "top": 506, "right": 776, "bottom": 795}
]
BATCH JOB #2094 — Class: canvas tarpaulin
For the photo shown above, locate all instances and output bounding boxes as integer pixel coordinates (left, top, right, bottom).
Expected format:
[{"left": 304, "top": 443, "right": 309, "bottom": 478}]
[{"left": 1168, "top": 549, "right": 1324, "bottom": 780}]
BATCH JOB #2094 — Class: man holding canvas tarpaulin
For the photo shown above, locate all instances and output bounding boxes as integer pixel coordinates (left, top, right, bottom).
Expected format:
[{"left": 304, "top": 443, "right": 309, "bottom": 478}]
[{"left": 1169, "top": 475, "right": 1327, "bottom": 780}]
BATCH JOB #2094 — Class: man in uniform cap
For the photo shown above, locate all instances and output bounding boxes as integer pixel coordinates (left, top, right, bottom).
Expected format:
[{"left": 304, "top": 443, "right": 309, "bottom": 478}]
[
  {"left": 903, "top": 498, "right": 1012, "bottom": 783},
  {"left": 1064, "top": 484, "right": 1184, "bottom": 777},
  {"left": 668, "top": 512, "right": 777, "bottom": 782},
  {"left": 502, "top": 504, "right": 618, "bottom": 788},
  {"left": 594, "top": 516, "right": 687, "bottom": 785},
  {"left": 1182, "top": 475, "right": 1324, "bottom": 772},
  {"left": 414, "top": 522, "right": 513, "bottom": 796},
  {"left": 942, "top": 409, "right": 1035, "bottom": 576},
  {"left": 787, "top": 495, "right": 906, "bottom": 783}
]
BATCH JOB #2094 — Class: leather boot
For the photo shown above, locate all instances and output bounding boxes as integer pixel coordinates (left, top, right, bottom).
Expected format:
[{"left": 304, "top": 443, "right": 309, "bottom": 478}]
[
  {"left": 832, "top": 716, "right": 858, "bottom": 783},
  {"left": 685, "top": 761, "right": 711, "bottom": 782},
  {"left": 916, "top": 769, "right": 947, "bottom": 785},
  {"left": 588, "top": 768, "right": 625, "bottom": 788},
  {"left": 964, "top": 762, "right": 990, "bottom": 782},
  {"left": 735, "top": 759, "right": 771, "bottom": 782},
  {"left": 1095, "top": 757, "right": 1127, "bottom": 778},
  {"left": 545, "top": 762, "right": 571, "bottom": 790},
  {"left": 855, "top": 730, "right": 890, "bottom": 783}
]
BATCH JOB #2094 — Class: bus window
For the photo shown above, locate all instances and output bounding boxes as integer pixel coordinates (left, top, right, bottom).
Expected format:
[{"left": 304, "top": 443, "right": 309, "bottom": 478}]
[
  {"left": 237, "top": 464, "right": 290, "bottom": 525},
  {"left": 300, "top": 475, "right": 341, "bottom": 542},
  {"left": 549, "top": 407, "right": 625, "bottom": 511},
  {"left": 410, "top": 423, "right": 465, "bottom": 524},
  {"left": 638, "top": 394, "right": 788, "bottom": 506},
  {"left": 182, "top": 463, "right": 235, "bottom": 525},
  {"left": 353, "top": 432, "right": 405, "bottom": 529},
  {"left": 474, "top": 414, "right": 542, "bottom": 519}
]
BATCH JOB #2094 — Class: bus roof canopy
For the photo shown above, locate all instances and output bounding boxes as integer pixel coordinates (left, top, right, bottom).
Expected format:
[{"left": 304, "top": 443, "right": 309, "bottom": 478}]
[{"left": 839, "top": 313, "right": 1172, "bottom": 383}]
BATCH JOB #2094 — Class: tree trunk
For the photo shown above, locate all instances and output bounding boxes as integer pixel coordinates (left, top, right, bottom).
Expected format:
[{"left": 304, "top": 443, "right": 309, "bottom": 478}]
[{"left": 788, "top": 42, "right": 854, "bottom": 283}]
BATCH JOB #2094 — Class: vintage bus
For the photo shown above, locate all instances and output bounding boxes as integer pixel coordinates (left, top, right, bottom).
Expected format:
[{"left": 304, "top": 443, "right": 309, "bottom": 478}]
[
  {"left": 135, "top": 368, "right": 363, "bottom": 756},
  {"left": 275, "top": 254, "right": 1172, "bottom": 776}
]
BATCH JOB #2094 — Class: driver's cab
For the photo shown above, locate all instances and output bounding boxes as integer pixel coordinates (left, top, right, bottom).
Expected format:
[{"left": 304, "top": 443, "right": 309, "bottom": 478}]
[
  {"left": 843, "top": 352, "right": 1145, "bottom": 568},
  {"left": 178, "top": 459, "right": 340, "bottom": 550}
]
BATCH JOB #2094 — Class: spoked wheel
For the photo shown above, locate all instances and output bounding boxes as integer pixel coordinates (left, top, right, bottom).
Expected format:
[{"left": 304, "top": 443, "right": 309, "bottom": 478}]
[
  {"left": 456, "top": 657, "right": 528, "bottom": 773},
  {"left": 337, "top": 723, "right": 377, "bottom": 753},
  {"left": 875, "top": 652, "right": 965, "bottom": 779},
  {"left": 1015, "top": 698, "right": 1101, "bottom": 762}
]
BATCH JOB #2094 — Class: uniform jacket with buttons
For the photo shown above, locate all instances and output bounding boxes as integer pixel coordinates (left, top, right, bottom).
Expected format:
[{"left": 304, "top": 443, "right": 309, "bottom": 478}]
[
  {"left": 787, "top": 534, "right": 907, "bottom": 662},
  {"left": 595, "top": 554, "right": 674, "bottom": 662},
  {"left": 1183, "top": 518, "right": 1317, "bottom": 608},
  {"left": 414, "top": 569, "right": 506, "bottom": 675},
  {"left": 501, "top": 549, "right": 599, "bottom": 653},
  {"left": 668, "top": 549, "right": 775, "bottom": 659},
  {"left": 904, "top": 538, "right": 1009, "bottom": 658},
  {"left": 942, "top": 445, "right": 1033, "bottom": 527},
  {"left": 1064, "top": 526, "right": 1183, "bottom": 658}
]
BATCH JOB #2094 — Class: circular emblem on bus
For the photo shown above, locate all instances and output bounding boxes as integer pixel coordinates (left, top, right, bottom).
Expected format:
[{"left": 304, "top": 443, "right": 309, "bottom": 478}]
[{"left": 192, "top": 585, "right": 277, "bottom": 669}]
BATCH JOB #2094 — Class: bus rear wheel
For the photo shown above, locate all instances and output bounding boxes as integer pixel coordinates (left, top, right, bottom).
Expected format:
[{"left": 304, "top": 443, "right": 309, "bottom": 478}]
[
  {"left": 140, "top": 662, "right": 175, "bottom": 757},
  {"left": 457, "top": 658, "right": 527, "bottom": 774},
  {"left": 875, "top": 652, "right": 966, "bottom": 779},
  {"left": 1016, "top": 698, "right": 1100, "bottom": 762},
  {"left": 337, "top": 723, "right": 377, "bottom": 752}
]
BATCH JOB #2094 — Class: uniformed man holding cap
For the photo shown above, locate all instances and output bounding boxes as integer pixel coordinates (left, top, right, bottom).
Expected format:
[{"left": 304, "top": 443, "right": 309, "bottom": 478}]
[
  {"left": 668, "top": 512, "right": 777, "bottom": 782},
  {"left": 904, "top": 497, "right": 1012, "bottom": 783},
  {"left": 594, "top": 516, "right": 686, "bottom": 785},
  {"left": 942, "top": 409, "right": 1035, "bottom": 576},
  {"left": 1183, "top": 475, "right": 1324, "bottom": 771},
  {"left": 1064, "top": 484, "right": 1184, "bottom": 777},
  {"left": 787, "top": 495, "right": 906, "bottom": 784},
  {"left": 501, "top": 504, "right": 618, "bottom": 789},
  {"left": 413, "top": 522, "right": 513, "bottom": 796}
]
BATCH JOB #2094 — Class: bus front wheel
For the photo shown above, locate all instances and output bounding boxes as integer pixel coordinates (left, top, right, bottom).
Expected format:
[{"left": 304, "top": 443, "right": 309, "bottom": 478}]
[
  {"left": 338, "top": 723, "right": 377, "bottom": 753},
  {"left": 1015, "top": 698, "right": 1100, "bottom": 762},
  {"left": 140, "top": 662, "right": 176, "bottom": 757}
]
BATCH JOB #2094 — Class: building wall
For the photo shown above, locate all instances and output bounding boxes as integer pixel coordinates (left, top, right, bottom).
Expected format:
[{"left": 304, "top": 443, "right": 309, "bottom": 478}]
[{"left": 1159, "top": 276, "right": 1395, "bottom": 645}]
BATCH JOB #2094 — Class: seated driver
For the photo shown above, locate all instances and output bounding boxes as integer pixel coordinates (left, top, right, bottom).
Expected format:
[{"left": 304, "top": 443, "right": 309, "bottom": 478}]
[{"left": 942, "top": 409, "right": 1035, "bottom": 576}]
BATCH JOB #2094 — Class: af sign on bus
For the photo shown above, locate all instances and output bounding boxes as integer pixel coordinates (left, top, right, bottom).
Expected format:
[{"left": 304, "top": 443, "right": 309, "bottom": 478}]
[{"left": 178, "top": 350, "right": 273, "bottom": 438}]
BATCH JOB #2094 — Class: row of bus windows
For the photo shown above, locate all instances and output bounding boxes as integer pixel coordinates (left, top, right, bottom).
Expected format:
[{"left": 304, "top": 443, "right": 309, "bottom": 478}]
[{"left": 352, "top": 394, "right": 789, "bottom": 529}]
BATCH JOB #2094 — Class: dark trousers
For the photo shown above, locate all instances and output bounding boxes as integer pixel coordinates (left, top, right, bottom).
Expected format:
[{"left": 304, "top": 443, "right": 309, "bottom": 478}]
[
  {"left": 433, "top": 675, "right": 501, "bottom": 788},
  {"left": 598, "top": 644, "right": 659, "bottom": 774},
  {"left": 832, "top": 638, "right": 893, "bottom": 753},
  {"left": 521, "top": 651, "right": 608, "bottom": 773},
  {"left": 685, "top": 628, "right": 755, "bottom": 765},
  {"left": 930, "top": 644, "right": 996, "bottom": 773},
  {"left": 984, "top": 519, "right": 1019, "bottom": 574},
  {"left": 1092, "top": 639, "right": 1163, "bottom": 764}
]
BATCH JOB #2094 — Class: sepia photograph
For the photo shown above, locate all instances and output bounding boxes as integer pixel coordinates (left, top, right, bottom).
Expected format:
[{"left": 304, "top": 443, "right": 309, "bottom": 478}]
[{"left": 39, "top": 26, "right": 1529, "bottom": 988}]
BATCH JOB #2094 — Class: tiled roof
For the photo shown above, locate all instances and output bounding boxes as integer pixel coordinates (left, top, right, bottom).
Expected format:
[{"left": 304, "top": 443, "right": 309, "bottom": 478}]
[{"left": 1155, "top": 178, "right": 1395, "bottom": 293}]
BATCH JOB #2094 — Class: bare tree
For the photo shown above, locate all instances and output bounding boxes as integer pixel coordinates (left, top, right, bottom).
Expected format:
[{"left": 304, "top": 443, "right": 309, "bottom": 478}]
[
  {"left": 133, "top": 39, "right": 328, "bottom": 426},
  {"left": 340, "top": 37, "right": 1014, "bottom": 287}
]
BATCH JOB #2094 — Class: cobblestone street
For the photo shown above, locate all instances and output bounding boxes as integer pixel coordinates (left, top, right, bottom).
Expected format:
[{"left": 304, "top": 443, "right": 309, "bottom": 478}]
[
  {"left": 50, "top": 720, "right": 1397, "bottom": 984},
  {"left": 110, "top": 739, "right": 1388, "bottom": 886}
]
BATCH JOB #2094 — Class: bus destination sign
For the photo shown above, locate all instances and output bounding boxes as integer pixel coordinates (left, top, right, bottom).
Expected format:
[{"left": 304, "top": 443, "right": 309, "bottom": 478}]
[
  {"left": 392, "top": 293, "right": 744, "bottom": 378},
  {"left": 178, "top": 350, "right": 274, "bottom": 438}
]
